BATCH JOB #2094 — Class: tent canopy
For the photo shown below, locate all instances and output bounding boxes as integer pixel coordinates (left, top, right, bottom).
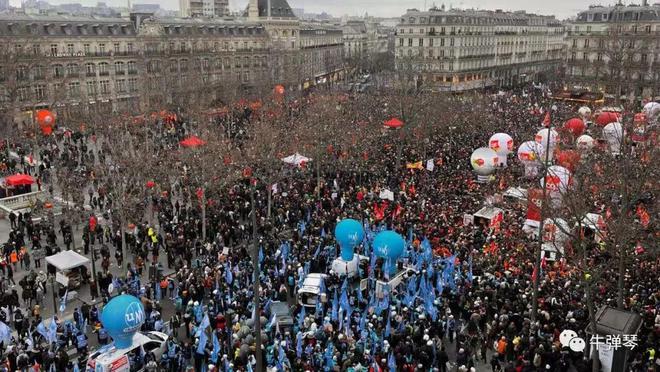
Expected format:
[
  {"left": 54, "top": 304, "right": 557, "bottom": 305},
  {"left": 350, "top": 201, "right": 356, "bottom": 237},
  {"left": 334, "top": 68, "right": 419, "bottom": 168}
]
[
  {"left": 474, "top": 206, "right": 503, "bottom": 220},
  {"left": 281, "top": 153, "right": 310, "bottom": 166},
  {"left": 4, "top": 174, "right": 35, "bottom": 187},
  {"left": 45, "top": 250, "right": 90, "bottom": 271},
  {"left": 383, "top": 117, "right": 404, "bottom": 129},
  {"left": 179, "top": 135, "right": 207, "bottom": 148}
]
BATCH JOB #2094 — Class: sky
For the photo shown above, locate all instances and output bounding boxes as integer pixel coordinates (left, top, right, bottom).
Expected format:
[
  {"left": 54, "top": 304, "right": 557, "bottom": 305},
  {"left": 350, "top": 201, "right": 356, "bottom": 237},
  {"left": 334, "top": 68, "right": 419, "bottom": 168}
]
[{"left": 9, "top": 0, "right": 615, "bottom": 20}]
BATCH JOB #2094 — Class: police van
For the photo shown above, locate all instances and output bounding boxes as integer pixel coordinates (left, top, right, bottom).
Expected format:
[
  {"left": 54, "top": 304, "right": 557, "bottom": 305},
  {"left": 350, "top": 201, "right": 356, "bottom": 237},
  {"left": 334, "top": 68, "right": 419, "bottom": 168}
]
[{"left": 86, "top": 331, "right": 169, "bottom": 372}]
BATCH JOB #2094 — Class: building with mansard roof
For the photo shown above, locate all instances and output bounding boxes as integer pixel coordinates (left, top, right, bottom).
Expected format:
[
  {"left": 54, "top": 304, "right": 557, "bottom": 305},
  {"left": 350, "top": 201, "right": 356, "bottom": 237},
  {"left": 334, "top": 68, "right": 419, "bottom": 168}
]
[
  {"left": 565, "top": 2, "right": 660, "bottom": 99},
  {"left": 395, "top": 6, "right": 564, "bottom": 91}
]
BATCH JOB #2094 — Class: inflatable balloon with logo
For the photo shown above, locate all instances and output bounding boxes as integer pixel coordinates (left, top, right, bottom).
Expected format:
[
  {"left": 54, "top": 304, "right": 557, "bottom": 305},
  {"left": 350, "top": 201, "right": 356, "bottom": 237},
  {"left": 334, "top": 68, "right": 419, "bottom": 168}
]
[
  {"left": 517, "top": 141, "right": 542, "bottom": 177},
  {"left": 470, "top": 147, "right": 498, "bottom": 183},
  {"left": 602, "top": 122, "right": 624, "bottom": 155},
  {"left": 334, "top": 219, "right": 364, "bottom": 261},
  {"left": 373, "top": 231, "right": 405, "bottom": 276},
  {"left": 576, "top": 135, "right": 595, "bottom": 151},
  {"left": 535, "top": 128, "right": 559, "bottom": 162},
  {"left": 488, "top": 133, "right": 514, "bottom": 167},
  {"left": 100, "top": 294, "right": 146, "bottom": 348}
]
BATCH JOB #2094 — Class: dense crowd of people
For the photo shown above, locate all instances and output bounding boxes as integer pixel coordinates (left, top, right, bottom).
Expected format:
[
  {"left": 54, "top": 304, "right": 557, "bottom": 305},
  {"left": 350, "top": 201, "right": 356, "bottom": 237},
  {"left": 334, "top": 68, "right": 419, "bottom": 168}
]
[{"left": 0, "top": 84, "right": 657, "bottom": 372}]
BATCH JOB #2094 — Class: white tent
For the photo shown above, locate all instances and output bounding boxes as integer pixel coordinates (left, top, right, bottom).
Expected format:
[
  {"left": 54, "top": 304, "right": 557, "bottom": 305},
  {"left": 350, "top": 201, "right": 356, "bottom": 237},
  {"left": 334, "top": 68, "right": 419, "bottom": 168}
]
[
  {"left": 281, "top": 153, "right": 311, "bottom": 166},
  {"left": 45, "top": 250, "right": 90, "bottom": 271}
]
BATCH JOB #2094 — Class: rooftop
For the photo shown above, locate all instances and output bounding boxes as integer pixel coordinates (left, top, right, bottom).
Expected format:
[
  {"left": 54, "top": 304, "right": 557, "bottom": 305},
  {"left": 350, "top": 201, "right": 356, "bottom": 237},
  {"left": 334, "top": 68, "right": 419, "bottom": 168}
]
[{"left": 575, "top": 3, "right": 660, "bottom": 22}]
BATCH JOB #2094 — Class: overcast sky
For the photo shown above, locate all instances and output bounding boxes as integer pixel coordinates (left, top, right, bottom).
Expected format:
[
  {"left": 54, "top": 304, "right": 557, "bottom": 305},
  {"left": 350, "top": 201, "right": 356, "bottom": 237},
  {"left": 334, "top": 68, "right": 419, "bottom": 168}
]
[{"left": 10, "top": 0, "right": 615, "bottom": 20}]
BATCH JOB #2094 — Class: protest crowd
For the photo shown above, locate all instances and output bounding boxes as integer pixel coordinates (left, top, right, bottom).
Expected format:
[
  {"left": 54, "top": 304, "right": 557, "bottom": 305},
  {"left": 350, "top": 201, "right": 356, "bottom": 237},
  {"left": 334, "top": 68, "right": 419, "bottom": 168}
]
[{"left": 0, "top": 83, "right": 658, "bottom": 372}]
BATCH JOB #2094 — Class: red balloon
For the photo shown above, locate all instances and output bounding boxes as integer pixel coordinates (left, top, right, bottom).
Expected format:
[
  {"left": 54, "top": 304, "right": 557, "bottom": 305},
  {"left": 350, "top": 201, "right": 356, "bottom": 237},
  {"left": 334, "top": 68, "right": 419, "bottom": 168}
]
[
  {"left": 563, "top": 118, "right": 586, "bottom": 137},
  {"left": 554, "top": 149, "right": 581, "bottom": 172},
  {"left": 36, "top": 109, "right": 55, "bottom": 126},
  {"left": 595, "top": 111, "right": 620, "bottom": 127}
]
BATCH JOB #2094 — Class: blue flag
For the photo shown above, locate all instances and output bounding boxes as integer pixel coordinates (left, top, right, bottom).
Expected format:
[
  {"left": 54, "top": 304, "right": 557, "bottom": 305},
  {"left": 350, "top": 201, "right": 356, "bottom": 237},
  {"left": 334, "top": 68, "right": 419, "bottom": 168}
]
[
  {"left": 47, "top": 317, "right": 57, "bottom": 344},
  {"left": 331, "top": 289, "right": 339, "bottom": 321},
  {"left": 197, "top": 331, "right": 207, "bottom": 354},
  {"left": 467, "top": 256, "right": 474, "bottom": 283},
  {"left": 0, "top": 321, "right": 11, "bottom": 344},
  {"left": 211, "top": 332, "right": 220, "bottom": 363},
  {"left": 388, "top": 352, "right": 397, "bottom": 370},
  {"left": 384, "top": 313, "right": 391, "bottom": 338},
  {"left": 196, "top": 313, "right": 210, "bottom": 338},
  {"left": 59, "top": 289, "right": 68, "bottom": 313},
  {"left": 155, "top": 282, "right": 162, "bottom": 301},
  {"left": 296, "top": 332, "right": 303, "bottom": 358},
  {"left": 297, "top": 306, "right": 306, "bottom": 328},
  {"left": 225, "top": 263, "right": 233, "bottom": 285},
  {"left": 258, "top": 246, "right": 264, "bottom": 264}
]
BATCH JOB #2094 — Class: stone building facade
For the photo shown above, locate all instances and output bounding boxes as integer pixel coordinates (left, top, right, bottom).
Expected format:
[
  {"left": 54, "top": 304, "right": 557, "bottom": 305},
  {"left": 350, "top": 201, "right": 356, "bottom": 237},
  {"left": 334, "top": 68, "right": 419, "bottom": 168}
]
[
  {"left": 565, "top": 3, "right": 660, "bottom": 99},
  {"left": 395, "top": 6, "right": 564, "bottom": 91}
]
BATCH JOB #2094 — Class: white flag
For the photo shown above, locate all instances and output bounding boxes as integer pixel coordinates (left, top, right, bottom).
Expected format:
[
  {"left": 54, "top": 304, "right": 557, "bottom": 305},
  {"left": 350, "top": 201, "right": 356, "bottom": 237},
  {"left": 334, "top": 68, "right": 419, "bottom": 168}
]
[{"left": 426, "top": 159, "right": 435, "bottom": 172}]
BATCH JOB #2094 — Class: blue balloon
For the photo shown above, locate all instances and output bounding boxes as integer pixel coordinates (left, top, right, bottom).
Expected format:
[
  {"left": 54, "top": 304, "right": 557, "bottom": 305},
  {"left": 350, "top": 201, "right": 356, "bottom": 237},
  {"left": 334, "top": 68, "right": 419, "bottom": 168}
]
[
  {"left": 100, "top": 294, "right": 145, "bottom": 349},
  {"left": 373, "top": 231, "right": 405, "bottom": 260},
  {"left": 334, "top": 219, "right": 365, "bottom": 261},
  {"left": 373, "top": 231, "right": 405, "bottom": 276}
]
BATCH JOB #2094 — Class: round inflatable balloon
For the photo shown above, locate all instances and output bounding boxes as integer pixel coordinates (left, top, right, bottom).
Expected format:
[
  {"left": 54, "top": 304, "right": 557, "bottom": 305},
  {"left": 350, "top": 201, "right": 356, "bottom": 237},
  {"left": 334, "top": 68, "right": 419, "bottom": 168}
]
[
  {"left": 595, "top": 111, "right": 620, "bottom": 127},
  {"left": 100, "top": 294, "right": 145, "bottom": 349},
  {"left": 578, "top": 107, "right": 591, "bottom": 120},
  {"left": 373, "top": 231, "right": 405, "bottom": 276},
  {"left": 489, "top": 133, "right": 514, "bottom": 166},
  {"left": 334, "top": 219, "right": 364, "bottom": 261},
  {"left": 643, "top": 101, "right": 660, "bottom": 124},
  {"left": 36, "top": 109, "right": 55, "bottom": 126},
  {"left": 603, "top": 122, "right": 624, "bottom": 154},
  {"left": 535, "top": 128, "right": 559, "bottom": 149},
  {"left": 540, "top": 166, "right": 572, "bottom": 194},
  {"left": 373, "top": 231, "right": 405, "bottom": 259},
  {"left": 470, "top": 147, "right": 498, "bottom": 176},
  {"left": 517, "top": 141, "right": 541, "bottom": 177},
  {"left": 576, "top": 135, "right": 595, "bottom": 151},
  {"left": 554, "top": 149, "right": 581, "bottom": 172},
  {"left": 563, "top": 118, "right": 586, "bottom": 137}
]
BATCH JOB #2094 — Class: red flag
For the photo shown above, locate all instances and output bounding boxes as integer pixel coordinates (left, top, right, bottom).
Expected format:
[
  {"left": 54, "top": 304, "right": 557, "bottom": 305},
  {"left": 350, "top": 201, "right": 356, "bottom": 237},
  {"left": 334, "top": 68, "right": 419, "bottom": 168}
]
[
  {"left": 526, "top": 189, "right": 543, "bottom": 225},
  {"left": 89, "top": 216, "right": 97, "bottom": 232},
  {"left": 242, "top": 167, "right": 252, "bottom": 178},
  {"left": 196, "top": 188, "right": 204, "bottom": 201},
  {"left": 636, "top": 205, "right": 650, "bottom": 228},
  {"left": 542, "top": 112, "right": 551, "bottom": 127},
  {"left": 531, "top": 266, "right": 538, "bottom": 282}
]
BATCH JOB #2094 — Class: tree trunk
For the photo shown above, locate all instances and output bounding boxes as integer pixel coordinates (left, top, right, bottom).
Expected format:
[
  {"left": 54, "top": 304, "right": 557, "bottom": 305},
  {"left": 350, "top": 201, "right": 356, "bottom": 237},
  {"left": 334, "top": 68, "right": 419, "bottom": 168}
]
[
  {"left": 267, "top": 185, "right": 272, "bottom": 221},
  {"left": 316, "top": 160, "right": 321, "bottom": 199},
  {"left": 250, "top": 186, "right": 263, "bottom": 372},
  {"left": 201, "top": 197, "right": 206, "bottom": 242},
  {"left": 616, "top": 245, "right": 625, "bottom": 309},
  {"left": 583, "top": 242, "right": 600, "bottom": 372}
]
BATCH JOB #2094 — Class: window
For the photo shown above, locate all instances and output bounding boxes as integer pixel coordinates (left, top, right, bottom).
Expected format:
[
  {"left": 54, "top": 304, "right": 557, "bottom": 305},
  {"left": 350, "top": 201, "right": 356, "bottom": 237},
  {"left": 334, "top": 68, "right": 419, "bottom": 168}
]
[
  {"left": 115, "top": 79, "right": 126, "bottom": 93},
  {"left": 83, "top": 44, "right": 90, "bottom": 55},
  {"left": 99, "top": 62, "right": 109, "bottom": 75},
  {"left": 645, "top": 25, "right": 651, "bottom": 33},
  {"left": 114, "top": 43, "right": 120, "bottom": 53},
  {"left": 419, "top": 38, "right": 423, "bottom": 47},
  {"left": 32, "top": 44, "right": 40, "bottom": 55},
  {"left": 572, "top": 39, "right": 577, "bottom": 47},
  {"left": 597, "top": 53, "right": 603, "bottom": 61},
  {"left": 34, "top": 84, "right": 47, "bottom": 100},
  {"left": 571, "top": 52, "right": 576, "bottom": 60},
  {"left": 441, "top": 38, "right": 445, "bottom": 46},
  {"left": 180, "top": 59, "right": 188, "bottom": 72},
  {"left": 99, "top": 80, "right": 110, "bottom": 94},
  {"left": 127, "top": 43, "right": 134, "bottom": 53},
  {"left": 53, "top": 64, "right": 64, "bottom": 78},
  {"left": 66, "top": 63, "right": 78, "bottom": 77},
  {"left": 450, "top": 38, "right": 454, "bottom": 46},
  {"left": 584, "top": 39, "right": 589, "bottom": 47},
  {"left": 68, "top": 82, "right": 80, "bottom": 97},
  {"left": 429, "top": 38, "right": 434, "bottom": 47},
  {"left": 408, "top": 38, "right": 412, "bottom": 46},
  {"left": 127, "top": 61, "right": 137, "bottom": 73},
  {"left": 17, "top": 87, "right": 29, "bottom": 101},
  {"left": 115, "top": 61, "right": 125, "bottom": 74},
  {"left": 399, "top": 38, "right": 404, "bottom": 47},
  {"left": 641, "top": 54, "right": 647, "bottom": 63},
  {"left": 32, "top": 65, "right": 44, "bottom": 79},
  {"left": 50, "top": 44, "right": 58, "bottom": 55},
  {"left": 128, "top": 78, "right": 138, "bottom": 92},
  {"left": 66, "top": 43, "right": 74, "bottom": 55},
  {"left": 98, "top": 43, "right": 106, "bottom": 54},
  {"left": 86, "top": 63, "right": 96, "bottom": 76},
  {"left": 86, "top": 81, "right": 97, "bottom": 96}
]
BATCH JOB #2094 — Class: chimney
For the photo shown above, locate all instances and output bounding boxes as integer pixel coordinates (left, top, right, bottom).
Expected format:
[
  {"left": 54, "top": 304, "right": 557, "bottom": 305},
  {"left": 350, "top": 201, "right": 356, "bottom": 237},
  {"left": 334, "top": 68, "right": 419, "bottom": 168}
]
[
  {"left": 642, "top": 0, "right": 648, "bottom": 5},
  {"left": 267, "top": 0, "right": 271, "bottom": 17},
  {"left": 248, "top": 0, "right": 258, "bottom": 19}
]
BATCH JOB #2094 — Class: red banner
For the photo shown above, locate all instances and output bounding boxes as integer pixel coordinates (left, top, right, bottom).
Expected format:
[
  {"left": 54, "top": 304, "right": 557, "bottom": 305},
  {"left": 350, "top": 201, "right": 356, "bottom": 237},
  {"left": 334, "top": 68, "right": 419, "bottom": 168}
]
[{"left": 526, "top": 188, "right": 543, "bottom": 225}]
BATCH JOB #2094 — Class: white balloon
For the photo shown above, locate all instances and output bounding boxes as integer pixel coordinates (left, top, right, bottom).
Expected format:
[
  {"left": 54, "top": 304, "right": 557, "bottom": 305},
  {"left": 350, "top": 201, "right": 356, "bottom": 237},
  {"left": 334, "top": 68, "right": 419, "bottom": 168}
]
[
  {"left": 540, "top": 165, "right": 572, "bottom": 194},
  {"left": 578, "top": 106, "right": 591, "bottom": 119},
  {"left": 517, "top": 141, "right": 542, "bottom": 177},
  {"left": 489, "top": 133, "right": 514, "bottom": 167},
  {"left": 535, "top": 128, "right": 559, "bottom": 150},
  {"left": 470, "top": 147, "right": 498, "bottom": 176},
  {"left": 603, "top": 122, "right": 624, "bottom": 154},
  {"left": 576, "top": 135, "right": 595, "bottom": 151}
]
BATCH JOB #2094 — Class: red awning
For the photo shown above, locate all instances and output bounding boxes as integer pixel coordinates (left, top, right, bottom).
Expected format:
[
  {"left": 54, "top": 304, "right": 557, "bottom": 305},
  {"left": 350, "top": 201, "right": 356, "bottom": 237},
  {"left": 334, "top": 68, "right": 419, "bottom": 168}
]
[
  {"left": 383, "top": 117, "right": 404, "bottom": 129},
  {"left": 179, "top": 135, "right": 207, "bottom": 148},
  {"left": 5, "top": 174, "right": 35, "bottom": 186}
]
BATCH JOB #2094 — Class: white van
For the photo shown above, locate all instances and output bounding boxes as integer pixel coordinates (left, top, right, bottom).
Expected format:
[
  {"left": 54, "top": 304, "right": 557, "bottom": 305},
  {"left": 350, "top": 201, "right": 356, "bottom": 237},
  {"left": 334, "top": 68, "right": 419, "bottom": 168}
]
[
  {"left": 86, "top": 331, "right": 169, "bottom": 372},
  {"left": 297, "top": 273, "right": 328, "bottom": 308}
]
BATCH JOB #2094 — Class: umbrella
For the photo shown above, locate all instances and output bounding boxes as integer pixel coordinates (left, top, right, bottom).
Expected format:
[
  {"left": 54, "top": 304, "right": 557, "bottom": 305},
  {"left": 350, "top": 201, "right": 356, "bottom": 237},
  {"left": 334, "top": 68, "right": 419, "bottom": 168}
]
[
  {"left": 281, "top": 153, "right": 311, "bottom": 167},
  {"left": 383, "top": 117, "right": 404, "bottom": 129},
  {"left": 5, "top": 174, "right": 35, "bottom": 186},
  {"left": 180, "top": 136, "right": 207, "bottom": 148}
]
